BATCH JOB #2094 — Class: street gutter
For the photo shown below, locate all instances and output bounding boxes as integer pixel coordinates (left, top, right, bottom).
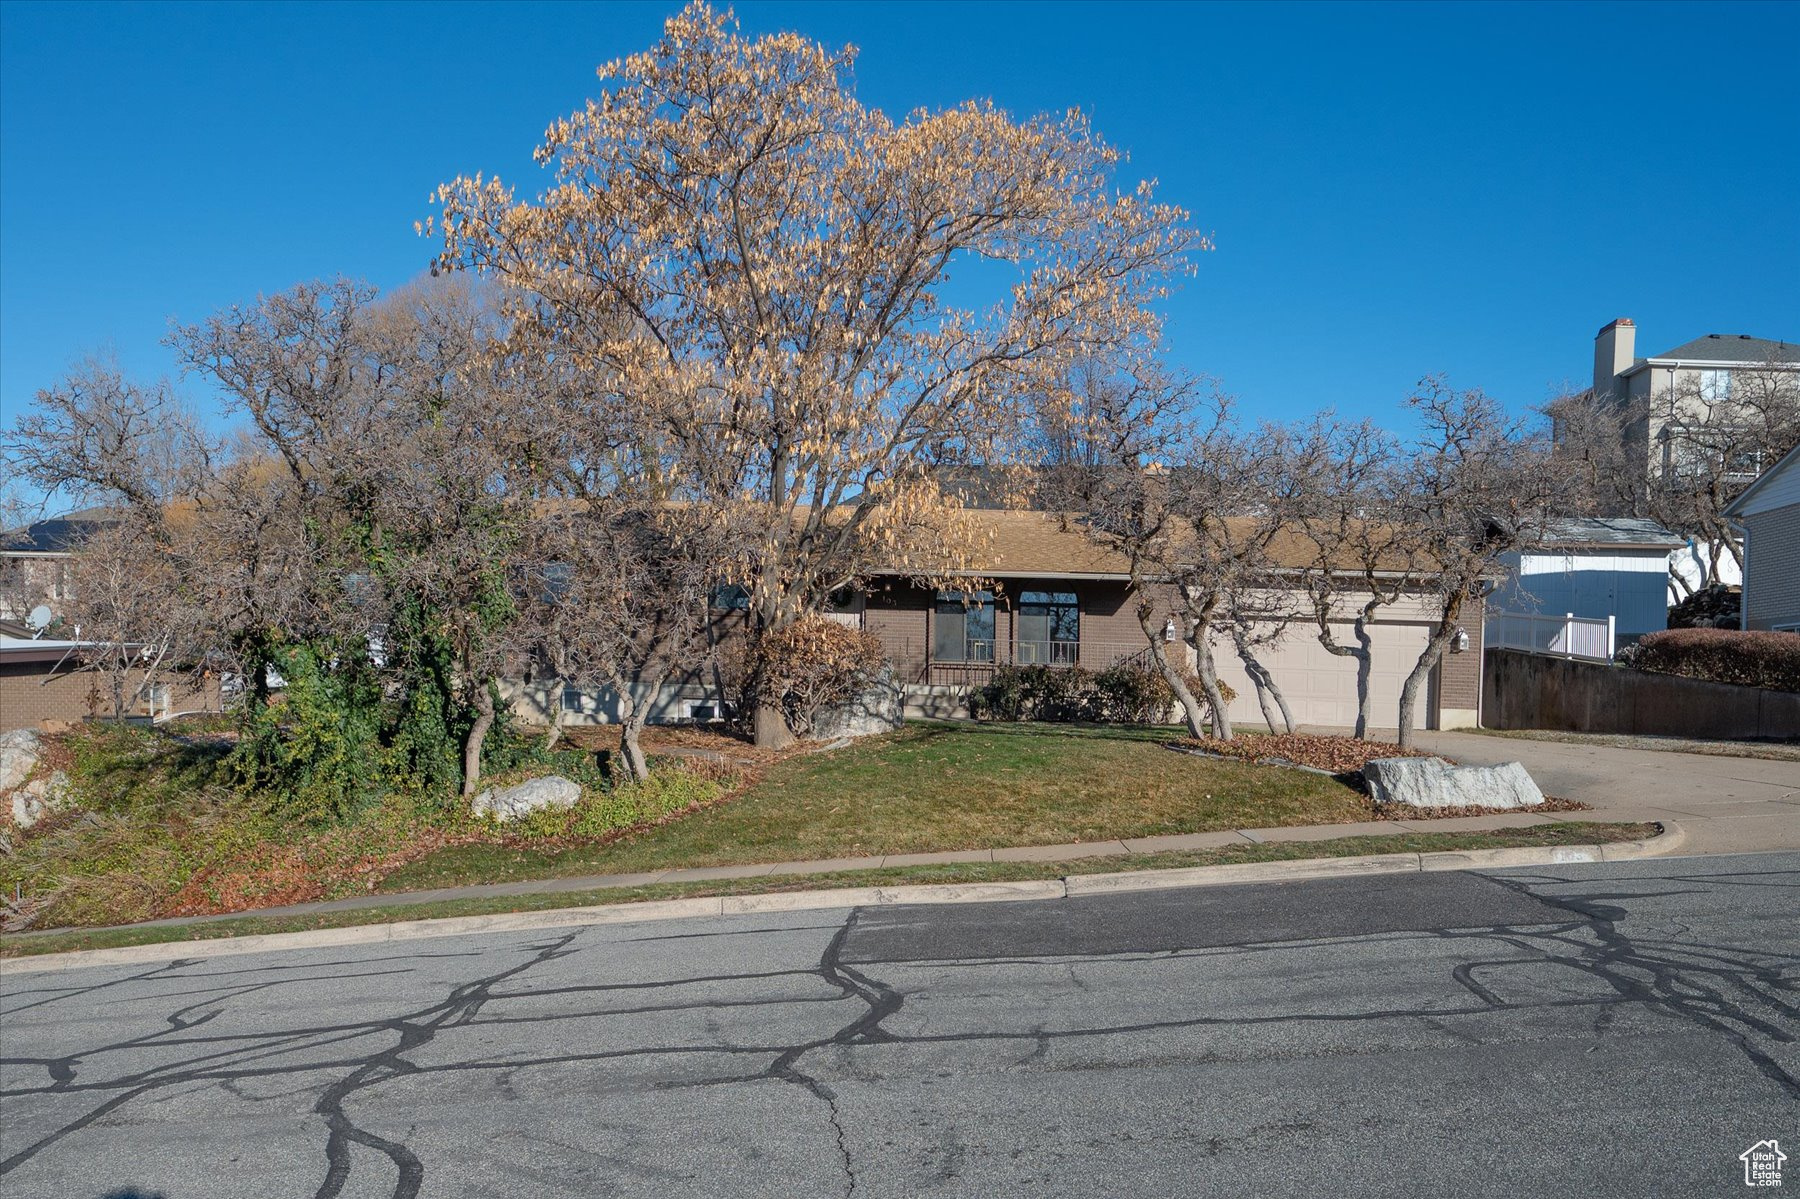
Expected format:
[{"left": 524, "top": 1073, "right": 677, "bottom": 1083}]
[{"left": 0, "top": 822, "right": 1681, "bottom": 975}]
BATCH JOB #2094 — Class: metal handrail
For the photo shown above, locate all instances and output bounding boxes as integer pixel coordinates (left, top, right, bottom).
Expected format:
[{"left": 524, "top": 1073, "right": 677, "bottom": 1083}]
[{"left": 927, "top": 638, "right": 1162, "bottom": 678}]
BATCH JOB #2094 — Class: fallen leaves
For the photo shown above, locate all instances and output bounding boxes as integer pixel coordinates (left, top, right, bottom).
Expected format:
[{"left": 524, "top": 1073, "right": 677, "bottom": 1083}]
[{"left": 1178, "top": 733, "right": 1432, "bottom": 774}]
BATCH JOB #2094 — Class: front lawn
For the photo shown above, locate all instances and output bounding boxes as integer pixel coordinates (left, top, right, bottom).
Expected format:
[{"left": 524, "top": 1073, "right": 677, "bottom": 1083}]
[{"left": 374, "top": 722, "right": 1372, "bottom": 892}]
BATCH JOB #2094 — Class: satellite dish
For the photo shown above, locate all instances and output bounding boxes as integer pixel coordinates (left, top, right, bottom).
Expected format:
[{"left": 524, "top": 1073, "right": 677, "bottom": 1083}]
[{"left": 25, "top": 605, "right": 54, "bottom": 636}]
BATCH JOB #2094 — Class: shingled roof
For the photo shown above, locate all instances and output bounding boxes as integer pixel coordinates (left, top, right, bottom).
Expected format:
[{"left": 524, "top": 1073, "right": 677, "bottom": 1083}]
[
  {"left": 0, "top": 506, "right": 122, "bottom": 555},
  {"left": 869, "top": 509, "right": 1422, "bottom": 579},
  {"left": 1633, "top": 333, "right": 1799, "bottom": 368}
]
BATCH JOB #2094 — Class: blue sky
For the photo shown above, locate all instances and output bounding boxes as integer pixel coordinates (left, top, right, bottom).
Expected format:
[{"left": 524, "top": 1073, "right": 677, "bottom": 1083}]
[{"left": 3, "top": 0, "right": 1797, "bottom": 446}]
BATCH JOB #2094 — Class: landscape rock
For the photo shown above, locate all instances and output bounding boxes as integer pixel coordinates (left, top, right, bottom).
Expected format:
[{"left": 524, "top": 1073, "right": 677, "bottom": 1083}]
[
  {"left": 812, "top": 669, "right": 905, "bottom": 741},
  {"left": 0, "top": 729, "right": 43, "bottom": 794},
  {"left": 1363, "top": 757, "right": 1545, "bottom": 810},
  {"left": 10, "top": 769, "right": 71, "bottom": 829},
  {"left": 472, "top": 775, "right": 583, "bottom": 822}
]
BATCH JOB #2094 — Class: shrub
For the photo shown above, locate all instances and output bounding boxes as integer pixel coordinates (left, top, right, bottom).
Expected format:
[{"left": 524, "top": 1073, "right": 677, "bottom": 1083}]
[
  {"left": 1092, "top": 662, "right": 1176, "bottom": 723},
  {"left": 970, "top": 661, "right": 1235, "bottom": 724},
  {"left": 1623, "top": 628, "right": 1800, "bottom": 692},
  {"left": 230, "top": 645, "right": 386, "bottom": 824},
  {"left": 752, "top": 616, "right": 889, "bottom": 736},
  {"left": 970, "top": 664, "right": 1091, "bottom": 721}
]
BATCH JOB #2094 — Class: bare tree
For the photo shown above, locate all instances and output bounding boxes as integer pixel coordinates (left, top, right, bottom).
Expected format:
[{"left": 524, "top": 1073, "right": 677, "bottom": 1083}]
[
  {"left": 4, "top": 357, "right": 210, "bottom": 521},
  {"left": 1391, "top": 378, "right": 1558, "bottom": 748},
  {"left": 1291, "top": 420, "right": 1418, "bottom": 740},
  {"left": 168, "top": 277, "right": 536, "bottom": 796},
  {"left": 1035, "top": 364, "right": 1214, "bottom": 736},
  {"left": 57, "top": 518, "right": 208, "bottom": 721},
  {"left": 429, "top": 3, "right": 1201, "bottom": 746},
  {"left": 519, "top": 502, "right": 743, "bottom": 782},
  {"left": 1646, "top": 354, "right": 1800, "bottom": 589}
]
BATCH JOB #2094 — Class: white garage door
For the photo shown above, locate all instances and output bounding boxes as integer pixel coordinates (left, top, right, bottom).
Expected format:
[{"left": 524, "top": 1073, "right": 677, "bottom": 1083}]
[{"left": 1209, "top": 621, "right": 1431, "bottom": 731}]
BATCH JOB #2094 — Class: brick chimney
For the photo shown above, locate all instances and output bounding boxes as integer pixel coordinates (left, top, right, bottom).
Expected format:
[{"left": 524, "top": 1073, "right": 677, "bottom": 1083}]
[{"left": 1593, "top": 318, "right": 1635, "bottom": 401}]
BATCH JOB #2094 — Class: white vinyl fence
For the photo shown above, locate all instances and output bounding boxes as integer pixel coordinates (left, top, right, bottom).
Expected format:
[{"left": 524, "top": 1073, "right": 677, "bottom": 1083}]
[{"left": 1485, "top": 609, "right": 1615, "bottom": 663}]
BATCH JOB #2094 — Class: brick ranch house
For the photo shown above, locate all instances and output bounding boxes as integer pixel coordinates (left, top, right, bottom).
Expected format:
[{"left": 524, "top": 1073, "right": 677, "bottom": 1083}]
[{"left": 516, "top": 510, "right": 1485, "bottom": 733}]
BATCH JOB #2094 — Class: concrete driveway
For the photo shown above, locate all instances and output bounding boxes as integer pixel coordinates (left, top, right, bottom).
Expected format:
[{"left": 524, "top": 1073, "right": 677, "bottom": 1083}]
[{"left": 1411, "top": 730, "right": 1800, "bottom": 855}]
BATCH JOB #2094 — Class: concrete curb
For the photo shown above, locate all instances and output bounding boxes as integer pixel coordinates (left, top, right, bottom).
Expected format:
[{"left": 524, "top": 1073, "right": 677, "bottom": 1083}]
[{"left": 0, "top": 823, "right": 1681, "bottom": 976}]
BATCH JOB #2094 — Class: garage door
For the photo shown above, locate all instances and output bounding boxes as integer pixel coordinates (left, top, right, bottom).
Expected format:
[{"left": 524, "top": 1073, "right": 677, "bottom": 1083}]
[{"left": 1208, "top": 621, "right": 1431, "bottom": 731}]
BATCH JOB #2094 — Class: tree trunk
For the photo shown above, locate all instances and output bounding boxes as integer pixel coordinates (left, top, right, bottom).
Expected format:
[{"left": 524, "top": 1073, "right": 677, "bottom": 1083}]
[
  {"left": 1244, "top": 652, "right": 1295, "bottom": 734},
  {"left": 1315, "top": 629, "right": 1374, "bottom": 738},
  {"left": 1188, "top": 629, "right": 1233, "bottom": 740},
  {"left": 1138, "top": 607, "right": 1207, "bottom": 737},
  {"left": 1396, "top": 631, "right": 1451, "bottom": 749},
  {"left": 613, "top": 669, "right": 666, "bottom": 783},
  {"left": 461, "top": 677, "right": 496, "bottom": 798},
  {"left": 618, "top": 710, "right": 651, "bottom": 783},
  {"left": 753, "top": 700, "right": 796, "bottom": 750},
  {"left": 1348, "top": 619, "right": 1377, "bottom": 739},
  {"left": 543, "top": 683, "right": 565, "bottom": 752}
]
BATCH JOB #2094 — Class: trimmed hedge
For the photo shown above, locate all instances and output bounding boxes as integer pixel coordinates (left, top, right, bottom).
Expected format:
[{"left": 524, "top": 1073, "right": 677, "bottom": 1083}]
[{"left": 1620, "top": 628, "right": 1800, "bottom": 693}]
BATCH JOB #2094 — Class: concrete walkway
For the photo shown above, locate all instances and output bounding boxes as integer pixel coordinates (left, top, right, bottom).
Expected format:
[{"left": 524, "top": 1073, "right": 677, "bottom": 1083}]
[
  {"left": 101, "top": 808, "right": 1592, "bottom": 931},
  {"left": 1412, "top": 730, "right": 1800, "bottom": 855}
]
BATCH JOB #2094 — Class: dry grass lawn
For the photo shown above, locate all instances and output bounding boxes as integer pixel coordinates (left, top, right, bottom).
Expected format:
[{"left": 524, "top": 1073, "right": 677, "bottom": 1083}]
[{"left": 376, "top": 722, "right": 1372, "bottom": 891}]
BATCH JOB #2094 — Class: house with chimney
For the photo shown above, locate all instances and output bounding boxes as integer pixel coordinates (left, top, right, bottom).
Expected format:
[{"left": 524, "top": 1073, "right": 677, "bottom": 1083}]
[{"left": 1588, "top": 317, "right": 1799, "bottom": 484}]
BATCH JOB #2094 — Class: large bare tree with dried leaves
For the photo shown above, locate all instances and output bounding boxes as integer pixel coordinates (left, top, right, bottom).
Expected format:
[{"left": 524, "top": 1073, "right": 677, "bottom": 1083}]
[{"left": 428, "top": 1, "right": 1200, "bottom": 744}]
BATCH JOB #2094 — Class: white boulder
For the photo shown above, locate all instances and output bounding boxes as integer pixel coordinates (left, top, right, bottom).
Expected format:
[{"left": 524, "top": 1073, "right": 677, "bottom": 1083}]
[
  {"left": 1363, "top": 757, "right": 1545, "bottom": 810},
  {"left": 0, "top": 728, "right": 42, "bottom": 794},
  {"left": 10, "top": 769, "right": 71, "bottom": 829},
  {"left": 472, "top": 775, "right": 583, "bottom": 822},
  {"left": 812, "top": 670, "right": 905, "bottom": 741}
]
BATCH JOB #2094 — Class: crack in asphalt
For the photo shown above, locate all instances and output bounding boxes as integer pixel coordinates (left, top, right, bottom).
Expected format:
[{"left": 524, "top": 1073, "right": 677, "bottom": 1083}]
[{"left": 2, "top": 864, "right": 1795, "bottom": 1195}]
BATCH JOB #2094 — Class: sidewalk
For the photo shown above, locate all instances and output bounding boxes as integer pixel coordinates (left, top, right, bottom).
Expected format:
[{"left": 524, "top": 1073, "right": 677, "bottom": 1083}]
[{"left": 114, "top": 808, "right": 1601, "bottom": 931}]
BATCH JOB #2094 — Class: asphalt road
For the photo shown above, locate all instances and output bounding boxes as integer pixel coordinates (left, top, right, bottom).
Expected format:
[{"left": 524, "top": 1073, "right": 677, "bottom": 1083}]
[{"left": 3, "top": 854, "right": 1796, "bottom": 1199}]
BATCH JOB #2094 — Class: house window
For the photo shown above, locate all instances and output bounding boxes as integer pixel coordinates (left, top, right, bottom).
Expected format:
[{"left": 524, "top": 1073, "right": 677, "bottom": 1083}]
[
  {"left": 1725, "top": 446, "right": 1764, "bottom": 478},
  {"left": 1016, "top": 590, "right": 1079, "bottom": 664},
  {"left": 1699, "top": 370, "right": 1732, "bottom": 404},
  {"left": 711, "top": 584, "right": 751, "bottom": 611},
  {"left": 933, "top": 590, "right": 995, "bottom": 662}
]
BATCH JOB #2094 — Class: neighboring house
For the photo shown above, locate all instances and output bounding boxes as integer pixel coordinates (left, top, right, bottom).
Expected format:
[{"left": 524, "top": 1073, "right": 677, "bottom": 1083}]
[
  {"left": 1487, "top": 517, "right": 1687, "bottom": 648},
  {"left": 1587, "top": 317, "right": 1799, "bottom": 485},
  {"left": 1725, "top": 441, "right": 1800, "bottom": 632},
  {"left": 517, "top": 509, "right": 1487, "bottom": 733},
  {"left": 0, "top": 506, "right": 119, "bottom": 624},
  {"left": 0, "top": 618, "right": 224, "bottom": 732}
]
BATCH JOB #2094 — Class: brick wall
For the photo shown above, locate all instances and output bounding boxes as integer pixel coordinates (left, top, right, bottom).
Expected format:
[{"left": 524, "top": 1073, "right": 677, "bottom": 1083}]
[
  {"left": 1744, "top": 501, "right": 1800, "bottom": 630},
  {"left": 0, "top": 662, "right": 223, "bottom": 732},
  {"left": 864, "top": 582, "right": 930, "bottom": 681},
  {"left": 1, "top": 662, "right": 105, "bottom": 729},
  {"left": 1437, "top": 592, "right": 1484, "bottom": 722}
]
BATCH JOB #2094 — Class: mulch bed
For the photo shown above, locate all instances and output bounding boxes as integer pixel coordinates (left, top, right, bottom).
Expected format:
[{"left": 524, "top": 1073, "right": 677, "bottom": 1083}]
[{"left": 1179, "top": 732, "right": 1433, "bottom": 774}]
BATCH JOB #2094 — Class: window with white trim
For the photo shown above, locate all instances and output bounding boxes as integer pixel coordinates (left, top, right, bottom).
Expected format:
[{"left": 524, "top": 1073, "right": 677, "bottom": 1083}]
[{"left": 1699, "top": 369, "right": 1732, "bottom": 404}]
